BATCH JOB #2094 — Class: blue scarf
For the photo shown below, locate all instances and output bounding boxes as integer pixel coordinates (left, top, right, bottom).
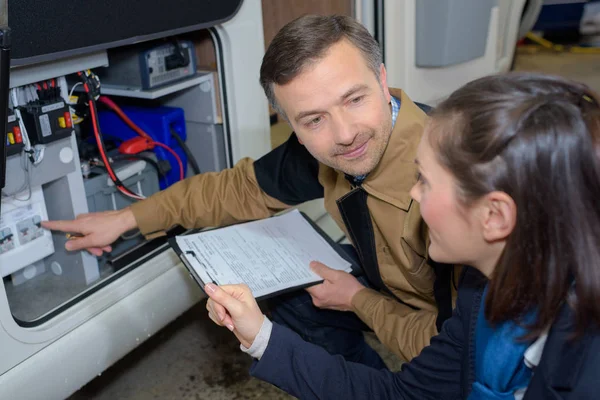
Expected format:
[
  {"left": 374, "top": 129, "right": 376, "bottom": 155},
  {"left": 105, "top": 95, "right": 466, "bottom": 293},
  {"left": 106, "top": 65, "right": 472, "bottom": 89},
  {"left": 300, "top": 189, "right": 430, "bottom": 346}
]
[{"left": 469, "top": 286, "right": 535, "bottom": 399}]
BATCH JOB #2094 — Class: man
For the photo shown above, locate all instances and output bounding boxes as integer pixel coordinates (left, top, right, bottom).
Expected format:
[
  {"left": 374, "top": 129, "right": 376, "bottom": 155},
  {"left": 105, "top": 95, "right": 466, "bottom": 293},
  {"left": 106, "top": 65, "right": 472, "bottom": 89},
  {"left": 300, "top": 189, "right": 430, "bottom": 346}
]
[{"left": 43, "top": 15, "right": 456, "bottom": 368}]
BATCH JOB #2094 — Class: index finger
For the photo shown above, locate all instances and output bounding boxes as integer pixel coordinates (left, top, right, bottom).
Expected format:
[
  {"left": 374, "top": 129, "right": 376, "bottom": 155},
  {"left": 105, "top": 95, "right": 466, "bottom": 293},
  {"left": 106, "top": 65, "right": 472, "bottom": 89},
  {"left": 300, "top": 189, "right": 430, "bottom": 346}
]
[{"left": 41, "top": 219, "right": 83, "bottom": 233}]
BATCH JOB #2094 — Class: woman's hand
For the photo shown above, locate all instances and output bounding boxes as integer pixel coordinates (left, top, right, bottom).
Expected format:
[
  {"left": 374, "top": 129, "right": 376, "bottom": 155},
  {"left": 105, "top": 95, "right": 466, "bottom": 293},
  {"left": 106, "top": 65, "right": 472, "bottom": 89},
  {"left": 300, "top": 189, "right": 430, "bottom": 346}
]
[{"left": 205, "top": 283, "right": 264, "bottom": 349}]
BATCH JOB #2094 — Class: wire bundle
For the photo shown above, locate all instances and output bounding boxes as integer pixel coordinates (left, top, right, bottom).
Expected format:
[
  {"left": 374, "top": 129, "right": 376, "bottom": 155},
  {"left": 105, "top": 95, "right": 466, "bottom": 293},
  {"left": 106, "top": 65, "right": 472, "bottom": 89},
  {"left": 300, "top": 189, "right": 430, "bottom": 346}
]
[{"left": 78, "top": 70, "right": 146, "bottom": 200}]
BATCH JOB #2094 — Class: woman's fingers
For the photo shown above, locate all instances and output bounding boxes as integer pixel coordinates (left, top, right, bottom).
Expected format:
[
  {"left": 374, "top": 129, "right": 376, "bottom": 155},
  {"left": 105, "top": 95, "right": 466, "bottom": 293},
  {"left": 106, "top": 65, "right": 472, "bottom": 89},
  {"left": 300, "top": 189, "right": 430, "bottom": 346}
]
[{"left": 207, "top": 299, "right": 234, "bottom": 330}]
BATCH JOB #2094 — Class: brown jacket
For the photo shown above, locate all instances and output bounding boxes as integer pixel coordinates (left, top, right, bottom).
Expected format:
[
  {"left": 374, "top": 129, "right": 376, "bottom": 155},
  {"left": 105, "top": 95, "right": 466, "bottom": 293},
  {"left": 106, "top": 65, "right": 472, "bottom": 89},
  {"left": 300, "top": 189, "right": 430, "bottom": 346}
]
[{"left": 130, "top": 88, "right": 455, "bottom": 361}]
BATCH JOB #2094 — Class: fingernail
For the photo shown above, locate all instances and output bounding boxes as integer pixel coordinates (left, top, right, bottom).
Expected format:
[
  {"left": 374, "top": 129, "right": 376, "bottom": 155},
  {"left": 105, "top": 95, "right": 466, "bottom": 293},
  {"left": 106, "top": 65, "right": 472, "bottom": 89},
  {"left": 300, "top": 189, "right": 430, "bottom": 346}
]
[
  {"left": 309, "top": 261, "right": 317, "bottom": 268},
  {"left": 65, "top": 242, "right": 73, "bottom": 251},
  {"left": 226, "top": 324, "right": 234, "bottom": 331},
  {"left": 205, "top": 283, "right": 217, "bottom": 294}
]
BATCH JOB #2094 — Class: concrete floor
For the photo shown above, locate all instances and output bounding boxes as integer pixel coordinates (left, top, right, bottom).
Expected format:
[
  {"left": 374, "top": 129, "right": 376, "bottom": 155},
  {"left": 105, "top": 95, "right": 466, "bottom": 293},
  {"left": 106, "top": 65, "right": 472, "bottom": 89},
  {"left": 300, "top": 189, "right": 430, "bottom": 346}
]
[
  {"left": 67, "top": 302, "right": 402, "bottom": 400},
  {"left": 68, "top": 50, "right": 600, "bottom": 400},
  {"left": 68, "top": 302, "right": 294, "bottom": 400}
]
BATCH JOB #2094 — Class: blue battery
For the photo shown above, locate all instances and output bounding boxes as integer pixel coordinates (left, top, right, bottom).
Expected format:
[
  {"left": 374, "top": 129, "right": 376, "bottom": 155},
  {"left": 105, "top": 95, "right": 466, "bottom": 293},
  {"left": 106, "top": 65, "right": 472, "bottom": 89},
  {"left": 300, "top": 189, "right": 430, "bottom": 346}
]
[{"left": 98, "top": 105, "right": 188, "bottom": 189}]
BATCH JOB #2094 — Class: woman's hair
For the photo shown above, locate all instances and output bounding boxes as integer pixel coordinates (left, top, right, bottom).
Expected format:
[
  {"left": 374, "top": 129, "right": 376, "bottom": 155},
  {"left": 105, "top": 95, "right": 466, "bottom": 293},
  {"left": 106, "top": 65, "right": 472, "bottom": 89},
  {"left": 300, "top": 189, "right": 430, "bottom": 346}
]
[{"left": 430, "top": 72, "right": 600, "bottom": 335}]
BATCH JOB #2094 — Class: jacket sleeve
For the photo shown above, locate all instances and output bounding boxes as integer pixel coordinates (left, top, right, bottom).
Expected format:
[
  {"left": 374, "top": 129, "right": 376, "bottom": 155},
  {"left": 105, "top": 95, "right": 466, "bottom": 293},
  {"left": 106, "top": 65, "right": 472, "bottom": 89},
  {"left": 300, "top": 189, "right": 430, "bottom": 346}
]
[
  {"left": 130, "top": 134, "right": 323, "bottom": 237},
  {"left": 249, "top": 285, "right": 467, "bottom": 400},
  {"left": 351, "top": 289, "right": 439, "bottom": 362}
]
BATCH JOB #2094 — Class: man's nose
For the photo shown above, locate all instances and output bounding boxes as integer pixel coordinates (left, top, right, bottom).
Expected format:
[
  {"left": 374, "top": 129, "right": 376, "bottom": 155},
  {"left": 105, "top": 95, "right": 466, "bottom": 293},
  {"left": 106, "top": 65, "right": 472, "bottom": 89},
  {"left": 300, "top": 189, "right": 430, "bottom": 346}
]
[{"left": 332, "top": 119, "right": 356, "bottom": 145}]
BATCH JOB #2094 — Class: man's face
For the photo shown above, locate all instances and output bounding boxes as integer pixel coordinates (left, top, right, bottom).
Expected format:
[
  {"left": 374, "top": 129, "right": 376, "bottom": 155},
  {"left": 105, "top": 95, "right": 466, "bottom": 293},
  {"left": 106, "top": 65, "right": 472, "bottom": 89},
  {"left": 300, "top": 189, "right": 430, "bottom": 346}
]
[{"left": 274, "top": 40, "right": 393, "bottom": 177}]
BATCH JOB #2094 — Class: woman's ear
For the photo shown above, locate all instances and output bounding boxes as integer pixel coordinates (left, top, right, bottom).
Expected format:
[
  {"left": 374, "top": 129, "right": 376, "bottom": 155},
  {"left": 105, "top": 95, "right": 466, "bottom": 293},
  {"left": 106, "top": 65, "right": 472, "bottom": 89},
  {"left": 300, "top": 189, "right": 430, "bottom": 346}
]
[{"left": 480, "top": 191, "right": 516, "bottom": 243}]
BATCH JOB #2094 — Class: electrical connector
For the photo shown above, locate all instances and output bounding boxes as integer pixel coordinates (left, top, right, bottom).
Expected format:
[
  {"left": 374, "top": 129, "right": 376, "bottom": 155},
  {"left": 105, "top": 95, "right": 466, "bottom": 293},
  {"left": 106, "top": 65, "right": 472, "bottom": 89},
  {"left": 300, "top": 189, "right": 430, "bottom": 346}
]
[
  {"left": 157, "top": 159, "right": 172, "bottom": 177},
  {"left": 118, "top": 137, "right": 155, "bottom": 155}
]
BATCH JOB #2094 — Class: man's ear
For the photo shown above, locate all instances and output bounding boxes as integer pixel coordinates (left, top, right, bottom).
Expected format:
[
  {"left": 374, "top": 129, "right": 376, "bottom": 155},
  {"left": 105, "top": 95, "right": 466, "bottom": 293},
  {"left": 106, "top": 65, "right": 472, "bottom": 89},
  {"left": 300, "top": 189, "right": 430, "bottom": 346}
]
[
  {"left": 480, "top": 191, "right": 516, "bottom": 243},
  {"left": 380, "top": 64, "right": 391, "bottom": 104}
]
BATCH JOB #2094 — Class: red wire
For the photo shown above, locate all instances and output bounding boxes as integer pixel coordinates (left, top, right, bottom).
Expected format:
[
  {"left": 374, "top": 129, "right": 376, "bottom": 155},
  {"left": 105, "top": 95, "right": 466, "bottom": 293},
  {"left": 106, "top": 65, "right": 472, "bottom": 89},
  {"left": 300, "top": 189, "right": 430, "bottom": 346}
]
[
  {"left": 86, "top": 84, "right": 115, "bottom": 181},
  {"left": 117, "top": 183, "right": 144, "bottom": 200},
  {"left": 98, "top": 96, "right": 152, "bottom": 139},
  {"left": 83, "top": 78, "right": 144, "bottom": 200},
  {"left": 90, "top": 94, "right": 143, "bottom": 200},
  {"left": 98, "top": 95, "right": 185, "bottom": 182}
]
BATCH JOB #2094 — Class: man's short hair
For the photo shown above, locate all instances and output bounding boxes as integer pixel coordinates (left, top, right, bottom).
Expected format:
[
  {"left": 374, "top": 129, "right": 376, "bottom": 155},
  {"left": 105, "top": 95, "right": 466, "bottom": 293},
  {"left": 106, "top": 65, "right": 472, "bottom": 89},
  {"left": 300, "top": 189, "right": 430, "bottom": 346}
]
[{"left": 260, "top": 15, "right": 383, "bottom": 117}]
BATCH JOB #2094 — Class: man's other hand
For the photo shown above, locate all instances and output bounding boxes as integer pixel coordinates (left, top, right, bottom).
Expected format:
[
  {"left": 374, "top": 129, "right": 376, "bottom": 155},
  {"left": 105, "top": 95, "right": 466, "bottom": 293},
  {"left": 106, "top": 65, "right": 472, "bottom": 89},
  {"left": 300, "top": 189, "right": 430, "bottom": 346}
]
[{"left": 305, "top": 261, "right": 366, "bottom": 312}]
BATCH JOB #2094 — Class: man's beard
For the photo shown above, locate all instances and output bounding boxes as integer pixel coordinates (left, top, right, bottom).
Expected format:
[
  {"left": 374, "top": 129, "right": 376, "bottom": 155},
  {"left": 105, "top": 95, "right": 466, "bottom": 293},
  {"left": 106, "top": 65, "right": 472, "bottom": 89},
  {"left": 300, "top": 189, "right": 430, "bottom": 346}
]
[{"left": 327, "top": 129, "right": 384, "bottom": 177}]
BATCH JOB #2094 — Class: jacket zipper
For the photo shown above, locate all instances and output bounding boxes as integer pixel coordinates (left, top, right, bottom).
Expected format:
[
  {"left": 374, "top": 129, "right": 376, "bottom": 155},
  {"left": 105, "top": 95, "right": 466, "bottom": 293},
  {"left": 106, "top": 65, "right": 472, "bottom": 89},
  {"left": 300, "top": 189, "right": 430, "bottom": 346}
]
[{"left": 467, "top": 287, "right": 484, "bottom": 395}]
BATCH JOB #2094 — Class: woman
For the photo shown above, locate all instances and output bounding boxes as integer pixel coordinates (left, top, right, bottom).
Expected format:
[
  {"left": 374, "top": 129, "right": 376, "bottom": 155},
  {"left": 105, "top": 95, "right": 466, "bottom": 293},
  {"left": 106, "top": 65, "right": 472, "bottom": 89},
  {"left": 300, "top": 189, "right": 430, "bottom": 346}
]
[{"left": 204, "top": 72, "right": 600, "bottom": 399}]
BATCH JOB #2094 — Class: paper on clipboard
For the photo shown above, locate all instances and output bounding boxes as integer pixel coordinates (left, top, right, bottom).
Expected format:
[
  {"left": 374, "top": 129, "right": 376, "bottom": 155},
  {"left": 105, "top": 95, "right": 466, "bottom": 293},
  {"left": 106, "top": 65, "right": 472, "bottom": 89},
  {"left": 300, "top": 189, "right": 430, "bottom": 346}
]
[{"left": 174, "top": 210, "right": 352, "bottom": 298}]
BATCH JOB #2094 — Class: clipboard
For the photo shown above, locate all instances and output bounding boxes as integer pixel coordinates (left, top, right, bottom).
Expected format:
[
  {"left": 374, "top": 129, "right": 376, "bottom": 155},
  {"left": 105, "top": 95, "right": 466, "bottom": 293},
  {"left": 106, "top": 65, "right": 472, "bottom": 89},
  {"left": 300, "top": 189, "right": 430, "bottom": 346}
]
[{"left": 168, "top": 211, "right": 358, "bottom": 301}]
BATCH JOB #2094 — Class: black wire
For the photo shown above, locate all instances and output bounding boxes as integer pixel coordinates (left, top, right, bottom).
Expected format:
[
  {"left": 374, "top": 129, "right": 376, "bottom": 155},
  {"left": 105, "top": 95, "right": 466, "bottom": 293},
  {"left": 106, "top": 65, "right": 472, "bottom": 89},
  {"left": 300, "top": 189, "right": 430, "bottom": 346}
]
[
  {"left": 90, "top": 162, "right": 148, "bottom": 195},
  {"left": 170, "top": 127, "right": 200, "bottom": 175},
  {"left": 169, "top": 38, "right": 188, "bottom": 66},
  {"left": 112, "top": 153, "right": 163, "bottom": 178}
]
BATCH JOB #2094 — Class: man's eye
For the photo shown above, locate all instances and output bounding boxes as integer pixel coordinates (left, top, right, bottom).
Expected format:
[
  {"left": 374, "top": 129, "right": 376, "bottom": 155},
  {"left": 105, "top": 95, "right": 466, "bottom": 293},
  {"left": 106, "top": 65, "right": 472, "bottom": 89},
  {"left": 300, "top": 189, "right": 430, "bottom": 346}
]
[
  {"left": 308, "top": 116, "right": 322, "bottom": 126},
  {"left": 351, "top": 96, "right": 364, "bottom": 104}
]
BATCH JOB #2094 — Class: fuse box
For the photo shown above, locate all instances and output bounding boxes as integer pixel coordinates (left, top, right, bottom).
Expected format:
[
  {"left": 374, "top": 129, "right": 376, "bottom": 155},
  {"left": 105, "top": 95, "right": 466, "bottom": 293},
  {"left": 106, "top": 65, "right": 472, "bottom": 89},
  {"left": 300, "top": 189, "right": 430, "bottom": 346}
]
[{"left": 20, "top": 100, "right": 73, "bottom": 145}]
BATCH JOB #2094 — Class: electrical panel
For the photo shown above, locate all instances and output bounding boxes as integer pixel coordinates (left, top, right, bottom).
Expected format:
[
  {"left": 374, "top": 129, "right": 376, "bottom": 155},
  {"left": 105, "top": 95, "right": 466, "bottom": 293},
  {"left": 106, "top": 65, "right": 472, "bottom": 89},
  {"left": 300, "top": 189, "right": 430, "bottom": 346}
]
[{"left": 0, "top": 186, "right": 55, "bottom": 280}]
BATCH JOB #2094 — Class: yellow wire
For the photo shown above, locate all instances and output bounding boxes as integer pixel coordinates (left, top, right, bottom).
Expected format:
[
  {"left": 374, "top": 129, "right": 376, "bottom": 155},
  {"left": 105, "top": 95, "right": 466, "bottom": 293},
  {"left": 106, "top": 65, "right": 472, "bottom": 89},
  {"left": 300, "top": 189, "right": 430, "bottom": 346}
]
[
  {"left": 525, "top": 32, "right": 564, "bottom": 51},
  {"left": 570, "top": 46, "right": 600, "bottom": 54}
]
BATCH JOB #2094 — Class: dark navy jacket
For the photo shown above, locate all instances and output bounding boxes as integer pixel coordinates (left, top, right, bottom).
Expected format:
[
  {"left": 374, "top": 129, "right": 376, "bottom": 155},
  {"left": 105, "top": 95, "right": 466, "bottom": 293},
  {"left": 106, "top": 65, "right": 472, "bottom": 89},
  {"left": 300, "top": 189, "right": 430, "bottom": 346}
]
[{"left": 250, "top": 268, "right": 600, "bottom": 399}]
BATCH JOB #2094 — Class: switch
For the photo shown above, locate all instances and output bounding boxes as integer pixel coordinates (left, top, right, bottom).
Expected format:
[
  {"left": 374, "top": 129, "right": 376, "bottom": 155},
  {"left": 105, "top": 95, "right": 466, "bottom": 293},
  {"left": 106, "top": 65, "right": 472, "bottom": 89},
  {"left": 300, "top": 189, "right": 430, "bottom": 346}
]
[
  {"left": 58, "top": 116, "right": 66, "bottom": 128},
  {"left": 7, "top": 132, "right": 14, "bottom": 144},
  {"left": 14, "top": 126, "right": 22, "bottom": 143},
  {"left": 64, "top": 111, "right": 72, "bottom": 128}
]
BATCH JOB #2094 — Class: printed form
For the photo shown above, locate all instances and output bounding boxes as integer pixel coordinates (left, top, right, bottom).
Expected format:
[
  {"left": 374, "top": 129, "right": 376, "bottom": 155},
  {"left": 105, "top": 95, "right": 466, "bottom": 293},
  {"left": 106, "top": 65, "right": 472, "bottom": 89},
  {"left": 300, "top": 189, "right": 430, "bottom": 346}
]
[{"left": 174, "top": 210, "right": 352, "bottom": 298}]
